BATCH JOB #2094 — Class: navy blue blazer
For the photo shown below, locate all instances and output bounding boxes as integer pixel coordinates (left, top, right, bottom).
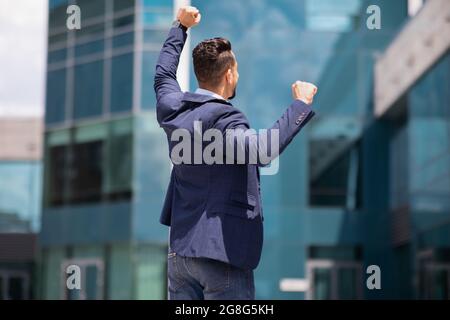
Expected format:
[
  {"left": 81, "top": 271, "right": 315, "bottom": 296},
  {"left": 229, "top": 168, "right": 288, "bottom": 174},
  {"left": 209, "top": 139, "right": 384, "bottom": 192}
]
[{"left": 154, "top": 25, "right": 315, "bottom": 270}]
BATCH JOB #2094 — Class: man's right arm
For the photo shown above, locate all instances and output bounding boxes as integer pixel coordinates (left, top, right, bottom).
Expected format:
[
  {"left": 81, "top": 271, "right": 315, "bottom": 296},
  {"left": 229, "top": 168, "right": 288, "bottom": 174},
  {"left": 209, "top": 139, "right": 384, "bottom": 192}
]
[
  {"left": 153, "top": 26, "right": 187, "bottom": 101},
  {"left": 214, "top": 81, "right": 318, "bottom": 166},
  {"left": 153, "top": 6, "right": 201, "bottom": 102}
]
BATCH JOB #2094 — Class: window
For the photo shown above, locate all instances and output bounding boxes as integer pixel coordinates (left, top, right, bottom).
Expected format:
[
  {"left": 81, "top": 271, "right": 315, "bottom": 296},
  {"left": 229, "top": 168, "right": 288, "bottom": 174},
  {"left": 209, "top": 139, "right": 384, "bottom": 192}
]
[
  {"left": 70, "top": 124, "right": 107, "bottom": 203},
  {"left": 61, "top": 259, "right": 104, "bottom": 300},
  {"left": 105, "top": 119, "right": 133, "bottom": 199},
  {"left": 0, "top": 162, "right": 42, "bottom": 232},
  {"left": 50, "top": 0, "right": 69, "bottom": 8},
  {"left": 143, "top": 29, "right": 168, "bottom": 46},
  {"left": 71, "top": 141, "right": 104, "bottom": 203},
  {"left": 75, "top": 23, "right": 104, "bottom": 43},
  {"left": 49, "top": 1, "right": 69, "bottom": 30},
  {"left": 0, "top": 271, "right": 30, "bottom": 300},
  {"left": 48, "top": 145, "right": 70, "bottom": 205},
  {"left": 45, "top": 130, "right": 71, "bottom": 206},
  {"left": 73, "top": 60, "right": 104, "bottom": 120},
  {"left": 75, "top": 39, "right": 105, "bottom": 58},
  {"left": 48, "top": 32, "right": 67, "bottom": 47},
  {"left": 74, "top": 0, "right": 105, "bottom": 20},
  {"left": 113, "top": 0, "right": 135, "bottom": 13},
  {"left": 309, "top": 142, "right": 361, "bottom": 209},
  {"left": 141, "top": 0, "right": 172, "bottom": 28},
  {"left": 46, "top": 69, "right": 67, "bottom": 125},
  {"left": 48, "top": 48, "right": 67, "bottom": 64},
  {"left": 389, "top": 114, "right": 409, "bottom": 210},
  {"left": 142, "top": 11, "right": 172, "bottom": 28},
  {"left": 141, "top": 52, "right": 158, "bottom": 109},
  {"left": 110, "top": 53, "right": 133, "bottom": 113},
  {"left": 142, "top": 0, "right": 171, "bottom": 8},
  {"left": 134, "top": 245, "right": 168, "bottom": 299},
  {"left": 305, "top": 0, "right": 362, "bottom": 32},
  {"left": 113, "top": 14, "right": 134, "bottom": 30},
  {"left": 407, "top": 53, "right": 450, "bottom": 212},
  {"left": 112, "top": 32, "right": 134, "bottom": 49},
  {"left": 418, "top": 248, "right": 450, "bottom": 300},
  {"left": 307, "top": 246, "right": 363, "bottom": 300},
  {"left": 44, "top": 119, "right": 133, "bottom": 207}
]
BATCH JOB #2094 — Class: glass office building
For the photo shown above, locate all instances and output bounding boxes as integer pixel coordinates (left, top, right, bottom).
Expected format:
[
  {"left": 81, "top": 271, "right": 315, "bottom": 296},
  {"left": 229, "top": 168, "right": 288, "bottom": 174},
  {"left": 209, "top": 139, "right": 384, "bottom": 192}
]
[
  {"left": 190, "top": 0, "right": 412, "bottom": 299},
  {"left": 41, "top": 0, "right": 449, "bottom": 299},
  {"left": 0, "top": 118, "right": 42, "bottom": 299},
  {"left": 0, "top": 118, "right": 43, "bottom": 233},
  {"left": 0, "top": 163, "right": 41, "bottom": 233},
  {"left": 383, "top": 51, "right": 450, "bottom": 299},
  {"left": 406, "top": 52, "right": 450, "bottom": 299},
  {"left": 41, "top": 0, "right": 174, "bottom": 299}
]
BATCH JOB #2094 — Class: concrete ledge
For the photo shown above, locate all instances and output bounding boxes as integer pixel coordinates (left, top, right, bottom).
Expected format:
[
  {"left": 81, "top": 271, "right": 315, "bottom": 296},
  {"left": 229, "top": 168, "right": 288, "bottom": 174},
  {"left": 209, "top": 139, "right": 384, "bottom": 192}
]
[{"left": 374, "top": 0, "right": 450, "bottom": 117}]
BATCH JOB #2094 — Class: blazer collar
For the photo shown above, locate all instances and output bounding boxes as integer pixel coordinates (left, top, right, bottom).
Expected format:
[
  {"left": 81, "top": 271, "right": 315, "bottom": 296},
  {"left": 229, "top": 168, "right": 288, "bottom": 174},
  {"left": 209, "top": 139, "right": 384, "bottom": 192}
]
[{"left": 181, "top": 92, "right": 232, "bottom": 106}]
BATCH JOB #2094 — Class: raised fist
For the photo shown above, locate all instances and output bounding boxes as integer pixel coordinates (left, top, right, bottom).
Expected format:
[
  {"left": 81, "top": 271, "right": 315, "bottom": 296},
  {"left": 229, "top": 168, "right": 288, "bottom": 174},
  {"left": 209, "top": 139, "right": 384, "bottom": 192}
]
[
  {"left": 292, "top": 81, "right": 318, "bottom": 105},
  {"left": 177, "top": 6, "right": 201, "bottom": 28}
]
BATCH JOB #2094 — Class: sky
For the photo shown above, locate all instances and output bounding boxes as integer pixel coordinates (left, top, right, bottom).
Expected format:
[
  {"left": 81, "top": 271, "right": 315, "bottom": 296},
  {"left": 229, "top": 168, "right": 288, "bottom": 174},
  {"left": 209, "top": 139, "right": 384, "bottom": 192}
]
[{"left": 0, "top": 0, "right": 47, "bottom": 117}]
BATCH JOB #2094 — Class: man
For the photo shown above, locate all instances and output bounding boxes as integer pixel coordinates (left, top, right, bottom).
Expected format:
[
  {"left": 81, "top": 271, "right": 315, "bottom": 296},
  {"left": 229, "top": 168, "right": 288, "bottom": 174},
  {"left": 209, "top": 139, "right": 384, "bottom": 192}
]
[{"left": 154, "top": 6, "right": 317, "bottom": 300}]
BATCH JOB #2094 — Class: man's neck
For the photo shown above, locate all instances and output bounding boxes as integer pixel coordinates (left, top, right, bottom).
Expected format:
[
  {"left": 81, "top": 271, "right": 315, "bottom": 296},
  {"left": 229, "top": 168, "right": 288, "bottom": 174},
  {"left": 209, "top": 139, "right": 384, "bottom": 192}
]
[
  {"left": 196, "top": 86, "right": 226, "bottom": 100},
  {"left": 198, "top": 85, "right": 226, "bottom": 99}
]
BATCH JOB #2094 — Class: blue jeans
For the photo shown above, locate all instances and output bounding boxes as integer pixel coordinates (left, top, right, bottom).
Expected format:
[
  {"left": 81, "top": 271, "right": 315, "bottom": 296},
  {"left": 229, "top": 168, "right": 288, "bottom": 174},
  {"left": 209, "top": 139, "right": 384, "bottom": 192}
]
[{"left": 167, "top": 252, "right": 255, "bottom": 300}]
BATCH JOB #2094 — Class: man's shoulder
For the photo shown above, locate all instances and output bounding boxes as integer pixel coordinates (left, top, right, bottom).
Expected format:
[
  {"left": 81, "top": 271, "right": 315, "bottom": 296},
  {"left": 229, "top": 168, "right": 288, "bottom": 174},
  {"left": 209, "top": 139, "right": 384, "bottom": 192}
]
[{"left": 158, "top": 91, "right": 185, "bottom": 105}]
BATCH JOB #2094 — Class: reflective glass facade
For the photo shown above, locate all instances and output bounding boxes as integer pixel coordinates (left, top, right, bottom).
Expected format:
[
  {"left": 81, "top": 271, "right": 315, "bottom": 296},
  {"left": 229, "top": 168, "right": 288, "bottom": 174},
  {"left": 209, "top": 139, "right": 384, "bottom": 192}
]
[
  {"left": 191, "top": 0, "right": 408, "bottom": 299},
  {"left": 41, "top": 0, "right": 172, "bottom": 299},
  {"left": 402, "top": 52, "right": 450, "bottom": 300},
  {"left": 0, "top": 162, "right": 42, "bottom": 232},
  {"left": 41, "top": 0, "right": 449, "bottom": 300}
]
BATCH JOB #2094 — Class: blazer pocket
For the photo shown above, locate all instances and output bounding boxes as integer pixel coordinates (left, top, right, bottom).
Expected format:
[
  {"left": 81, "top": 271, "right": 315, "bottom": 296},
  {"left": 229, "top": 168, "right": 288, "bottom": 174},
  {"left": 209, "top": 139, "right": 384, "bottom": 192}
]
[
  {"left": 222, "top": 192, "right": 258, "bottom": 220},
  {"left": 230, "top": 192, "right": 256, "bottom": 210},
  {"left": 208, "top": 193, "right": 259, "bottom": 220}
]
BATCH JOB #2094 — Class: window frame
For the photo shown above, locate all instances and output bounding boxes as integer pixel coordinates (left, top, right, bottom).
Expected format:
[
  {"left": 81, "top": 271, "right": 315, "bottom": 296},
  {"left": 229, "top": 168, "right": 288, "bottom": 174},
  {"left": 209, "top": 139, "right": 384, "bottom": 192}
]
[
  {"left": 306, "top": 259, "right": 363, "bottom": 300},
  {"left": 0, "top": 270, "right": 30, "bottom": 300},
  {"left": 60, "top": 258, "right": 104, "bottom": 300}
]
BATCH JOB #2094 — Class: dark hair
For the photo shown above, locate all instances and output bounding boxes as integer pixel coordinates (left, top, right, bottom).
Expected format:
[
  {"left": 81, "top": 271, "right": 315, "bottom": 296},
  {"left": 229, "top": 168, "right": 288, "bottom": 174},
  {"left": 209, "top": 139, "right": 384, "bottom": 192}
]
[{"left": 192, "top": 37, "right": 235, "bottom": 87}]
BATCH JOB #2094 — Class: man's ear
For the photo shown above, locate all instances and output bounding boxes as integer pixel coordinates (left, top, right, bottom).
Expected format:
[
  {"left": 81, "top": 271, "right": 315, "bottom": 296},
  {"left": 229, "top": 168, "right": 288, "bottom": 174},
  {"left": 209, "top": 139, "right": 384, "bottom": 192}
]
[{"left": 226, "top": 68, "right": 233, "bottom": 84}]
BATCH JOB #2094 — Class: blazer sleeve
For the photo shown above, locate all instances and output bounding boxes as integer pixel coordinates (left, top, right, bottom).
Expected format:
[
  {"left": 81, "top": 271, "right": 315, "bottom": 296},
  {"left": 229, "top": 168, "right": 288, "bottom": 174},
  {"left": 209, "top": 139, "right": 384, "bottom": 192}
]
[
  {"left": 213, "top": 100, "right": 315, "bottom": 166},
  {"left": 153, "top": 25, "right": 188, "bottom": 102}
]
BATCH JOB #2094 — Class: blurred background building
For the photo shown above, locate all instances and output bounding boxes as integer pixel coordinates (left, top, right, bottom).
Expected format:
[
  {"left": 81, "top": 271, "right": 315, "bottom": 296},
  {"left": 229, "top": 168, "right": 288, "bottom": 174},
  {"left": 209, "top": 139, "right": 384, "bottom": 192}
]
[
  {"left": 0, "top": 117, "right": 42, "bottom": 299},
  {"left": 40, "top": 0, "right": 176, "bottom": 299},
  {"left": 374, "top": 0, "right": 450, "bottom": 300},
  {"left": 34, "top": 0, "right": 450, "bottom": 300}
]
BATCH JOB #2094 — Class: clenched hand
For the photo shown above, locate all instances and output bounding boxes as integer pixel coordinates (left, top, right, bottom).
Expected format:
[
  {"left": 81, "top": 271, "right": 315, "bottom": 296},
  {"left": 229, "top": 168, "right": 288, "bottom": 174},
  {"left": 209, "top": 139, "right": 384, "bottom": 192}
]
[
  {"left": 292, "top": 81, "right": 318, "bottom": 105},
  {"left": 177, "top": 6, "right": 201, "bottom": 28}
]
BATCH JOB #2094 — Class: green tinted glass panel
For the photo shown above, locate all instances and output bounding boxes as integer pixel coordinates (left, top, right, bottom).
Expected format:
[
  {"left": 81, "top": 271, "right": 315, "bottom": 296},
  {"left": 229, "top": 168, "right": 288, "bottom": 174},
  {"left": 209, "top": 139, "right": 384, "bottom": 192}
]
[
  {"left": 75, "top": 39, "right": 104, "bottom": 57},
  {"left": 112, "top": 32, "right": 134, "bottom": 48},
  {"left": 85, "top": 266, "right": 99, "bottom": 300},
  {"left": 114, "top": 14, "right": 134, "bottom": 30},
  {"left": 73, "top": 60, "right": 103, "bottom": 119},
  {"left": 75, "top": 123, "right": 108, "bottom": 143},
  {"left": 313, "top": 268, "right": 331, "bottom": 300},
  {"left": 110, "top": 53, "right": 133, "bottom": 113},
  {"left": 114, "top": 0, "right": 135, "bottom": 12},
  {"left": 142, "top": 11, "right": 172, "bottom": 27},
  {"left": 46, "top": 68, "right": 66, "bottom": 124},
  {"left": 74, "top": 0, "right": 105, "bottom": 19},
  {"left": 338, "top": 268, "right": 358, "bottom": 299}
]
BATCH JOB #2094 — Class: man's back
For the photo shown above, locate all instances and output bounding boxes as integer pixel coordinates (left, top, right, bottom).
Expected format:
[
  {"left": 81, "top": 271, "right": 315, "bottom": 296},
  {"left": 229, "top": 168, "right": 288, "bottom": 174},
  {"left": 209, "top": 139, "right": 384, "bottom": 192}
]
[{"left": 157, "top": 89, "right": 264, "bottom": 270}]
